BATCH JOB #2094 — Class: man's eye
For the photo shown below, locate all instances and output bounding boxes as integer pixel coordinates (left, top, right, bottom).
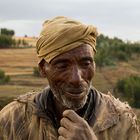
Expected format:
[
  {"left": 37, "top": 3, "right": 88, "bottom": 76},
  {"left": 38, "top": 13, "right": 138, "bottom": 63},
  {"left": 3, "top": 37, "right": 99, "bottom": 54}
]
[
  {"left": 81, "top": 61, "right": 92, "bottom": 67},
  {"left": 55, "top": 63, "right": 68, "bottom": 69}
]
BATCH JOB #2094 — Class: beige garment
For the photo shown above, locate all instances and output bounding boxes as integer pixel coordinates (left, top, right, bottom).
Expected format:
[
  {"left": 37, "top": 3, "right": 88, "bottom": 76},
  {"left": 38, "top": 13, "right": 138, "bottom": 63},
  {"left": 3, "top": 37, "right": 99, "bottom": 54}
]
[
  {"left": 0, "top": 88, "right": 140, "bottom": 140},
  {"left": 36, "top": 16, "right": 98, "bottom": 63}
]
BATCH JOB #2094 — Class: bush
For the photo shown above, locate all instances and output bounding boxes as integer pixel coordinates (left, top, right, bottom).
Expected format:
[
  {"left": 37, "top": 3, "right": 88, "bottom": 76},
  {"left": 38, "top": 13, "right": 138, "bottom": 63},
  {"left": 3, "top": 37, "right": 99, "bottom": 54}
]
[
  {"left": 116, "top": 51, "right": 128, "bottom": 61},
  {"left": 96, "top": 34, "right": 140, "bottom": 68},
  {"left": 0, "top": 69, "right": 10, "bottom": 84},
  {"left": 0, "top": 35, "right": 16, "bottom": 48},
  {"left": 116, "top": 75, "right": 140, "bottom": 108},
  {"left": 33, "top": 67, "right": 40, "bottom": 77},
  {"left": 1, "top": 28, "right": 15, "bottom": 36}
]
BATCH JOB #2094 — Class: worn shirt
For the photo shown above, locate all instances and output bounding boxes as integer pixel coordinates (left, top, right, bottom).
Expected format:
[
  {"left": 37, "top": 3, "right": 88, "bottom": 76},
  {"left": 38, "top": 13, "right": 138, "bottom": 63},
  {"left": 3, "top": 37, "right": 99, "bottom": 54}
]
[{"left": 0, "top": 87, "right": 140, "bottom": 140}]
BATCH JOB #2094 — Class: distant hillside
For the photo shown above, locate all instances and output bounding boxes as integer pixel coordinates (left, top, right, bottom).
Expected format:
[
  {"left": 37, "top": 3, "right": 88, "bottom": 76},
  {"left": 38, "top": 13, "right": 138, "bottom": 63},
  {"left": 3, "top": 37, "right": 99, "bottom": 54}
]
[
  {"left": 13, "top": 36, "right": 37, "bottom": 47},
  {"left": 0, "top": 34, "right": 140, "bottom": 115},
  {"left": 0, "top": 46, "right": 139, "bottom": 97},
  {"left": 0, "top": 48, "right": 37, "bottom": 75}
]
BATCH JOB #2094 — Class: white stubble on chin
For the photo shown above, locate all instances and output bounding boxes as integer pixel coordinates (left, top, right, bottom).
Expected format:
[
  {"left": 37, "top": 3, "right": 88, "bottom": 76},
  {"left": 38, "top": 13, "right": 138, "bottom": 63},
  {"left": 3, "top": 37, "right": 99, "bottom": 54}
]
[
  {"left": 51, "top": 85, "right": 91, "bottom": 111},
  {"left": 62, "top": 94, "right": 88, "bottom": 111}
]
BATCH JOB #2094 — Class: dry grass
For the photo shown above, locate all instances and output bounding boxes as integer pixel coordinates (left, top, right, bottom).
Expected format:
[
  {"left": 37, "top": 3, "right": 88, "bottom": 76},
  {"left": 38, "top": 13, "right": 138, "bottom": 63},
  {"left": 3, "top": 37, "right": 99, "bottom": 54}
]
[
  {"left": 0, "top": 48, "right": 38, "bottom": 75},
  {"left": 0, "top": 85, "right": 41, "bottom": 97},
  {"left": 0, "top": 47, "right": 139, "bottom": 93}
]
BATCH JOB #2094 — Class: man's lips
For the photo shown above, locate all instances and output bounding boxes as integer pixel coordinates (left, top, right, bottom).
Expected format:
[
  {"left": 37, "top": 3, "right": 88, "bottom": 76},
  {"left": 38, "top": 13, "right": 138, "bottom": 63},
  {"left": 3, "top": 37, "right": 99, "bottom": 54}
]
[
  {"left": 64, "top": 88, "right": 86, "bottom": 98},
  {"left": 65, "top": 87, "right": 85, "bottom": 94}
]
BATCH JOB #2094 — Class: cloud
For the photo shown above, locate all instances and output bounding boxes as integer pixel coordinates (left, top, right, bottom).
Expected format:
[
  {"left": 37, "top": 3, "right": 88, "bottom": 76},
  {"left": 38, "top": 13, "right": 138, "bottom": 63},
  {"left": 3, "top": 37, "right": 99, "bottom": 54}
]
[
  {"left": 0, "top": 0, "right": 140, "bottom": 41},
  {"left": 0, "top": 0, "right": 139, "bottom": 21},
  {"left": 0, "top": 20, "right": 42, "bottom": 36}
]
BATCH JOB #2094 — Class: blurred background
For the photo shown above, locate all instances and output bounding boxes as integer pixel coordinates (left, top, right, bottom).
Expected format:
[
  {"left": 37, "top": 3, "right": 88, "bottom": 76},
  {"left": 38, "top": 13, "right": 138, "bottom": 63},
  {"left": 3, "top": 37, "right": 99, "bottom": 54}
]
[{"left": 0, "top": 0, "right": 140, "bottom": 118}]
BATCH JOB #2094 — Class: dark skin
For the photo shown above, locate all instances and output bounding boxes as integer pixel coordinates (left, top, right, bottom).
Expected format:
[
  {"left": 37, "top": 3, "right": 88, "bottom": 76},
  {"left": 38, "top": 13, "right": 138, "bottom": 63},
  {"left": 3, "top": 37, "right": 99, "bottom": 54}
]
[{"left": 39, "top": 44, "right": 97, "bottom": 140}]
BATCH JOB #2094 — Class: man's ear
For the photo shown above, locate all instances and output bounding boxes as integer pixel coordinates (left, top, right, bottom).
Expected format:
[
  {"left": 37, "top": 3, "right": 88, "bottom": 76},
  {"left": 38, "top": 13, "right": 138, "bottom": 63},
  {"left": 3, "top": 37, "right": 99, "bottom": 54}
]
[{"left": 38, "top": 59, "right": 48, "bottom": 77}]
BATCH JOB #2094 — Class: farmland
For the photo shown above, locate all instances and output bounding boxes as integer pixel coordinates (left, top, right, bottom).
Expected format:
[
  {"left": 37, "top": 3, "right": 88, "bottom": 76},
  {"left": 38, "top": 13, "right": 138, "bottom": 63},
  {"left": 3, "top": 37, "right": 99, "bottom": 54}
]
[{"left": 0, "top": 47, "right": 140, "bottom": 119}]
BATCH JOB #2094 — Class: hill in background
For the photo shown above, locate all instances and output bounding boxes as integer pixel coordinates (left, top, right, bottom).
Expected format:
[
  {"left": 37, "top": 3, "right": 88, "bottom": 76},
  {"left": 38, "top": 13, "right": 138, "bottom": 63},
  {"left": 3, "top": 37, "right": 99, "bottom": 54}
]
[{"left": 0, "top": 34, "right": 140, "bottom": 118}]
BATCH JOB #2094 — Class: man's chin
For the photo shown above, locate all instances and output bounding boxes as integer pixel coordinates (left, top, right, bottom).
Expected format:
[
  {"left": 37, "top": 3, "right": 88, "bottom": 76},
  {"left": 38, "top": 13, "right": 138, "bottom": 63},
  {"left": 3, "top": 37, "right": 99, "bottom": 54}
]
[{"left": 62, "top": 95, "right": 87, "bottom": 111}]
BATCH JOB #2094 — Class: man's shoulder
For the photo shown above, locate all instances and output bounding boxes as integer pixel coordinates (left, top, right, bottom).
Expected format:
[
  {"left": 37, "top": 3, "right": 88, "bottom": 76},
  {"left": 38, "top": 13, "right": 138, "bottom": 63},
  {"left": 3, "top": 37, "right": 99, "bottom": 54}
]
[
  {"left": 0, "top": 87, "right": 50, "bottom": 122},
  {"left": 0, "top": 87, "right": 54, "bottom": 139},
  {"left": 107, "top": 92, "right": 140, "bottom": 131},
  {"left": 93, "top": 89, "right": 140, "bottom": 134},
  {"left": 0, "top": 92, "right": 36, "bottom": 125},
  {"left": 92, "top": 87, "right": 135, "bottom": 115},
  {"left": 102, "top": 91, "right": 138, "bottom": 119}
]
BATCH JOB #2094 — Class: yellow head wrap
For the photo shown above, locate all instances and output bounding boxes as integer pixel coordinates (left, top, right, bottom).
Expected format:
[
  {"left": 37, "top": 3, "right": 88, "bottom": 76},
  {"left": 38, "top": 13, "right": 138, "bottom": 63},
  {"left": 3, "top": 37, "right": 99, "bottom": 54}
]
[{"left": 36, "top": 16, "right": 98, "bottom": 63}]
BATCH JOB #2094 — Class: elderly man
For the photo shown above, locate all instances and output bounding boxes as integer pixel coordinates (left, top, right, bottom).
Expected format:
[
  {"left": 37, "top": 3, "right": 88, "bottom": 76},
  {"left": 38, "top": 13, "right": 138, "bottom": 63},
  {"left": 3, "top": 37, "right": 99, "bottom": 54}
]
[{"left": 0, "top": 16, "right": 139, "bottom": 140}]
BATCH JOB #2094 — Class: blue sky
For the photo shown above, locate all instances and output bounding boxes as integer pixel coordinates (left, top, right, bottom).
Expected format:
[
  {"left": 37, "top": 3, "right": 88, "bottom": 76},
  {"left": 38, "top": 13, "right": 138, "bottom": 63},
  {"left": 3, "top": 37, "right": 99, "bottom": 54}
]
[{"left": 0, "top": 0, "right": 140, "bottom": 41}]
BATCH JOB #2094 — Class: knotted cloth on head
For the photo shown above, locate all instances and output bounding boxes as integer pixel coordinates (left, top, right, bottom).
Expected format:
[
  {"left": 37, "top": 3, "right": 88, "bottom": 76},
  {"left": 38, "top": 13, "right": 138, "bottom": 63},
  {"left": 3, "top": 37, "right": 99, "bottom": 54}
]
[{"left": 36, "top": 16, "right": 98, "bottom": 64}]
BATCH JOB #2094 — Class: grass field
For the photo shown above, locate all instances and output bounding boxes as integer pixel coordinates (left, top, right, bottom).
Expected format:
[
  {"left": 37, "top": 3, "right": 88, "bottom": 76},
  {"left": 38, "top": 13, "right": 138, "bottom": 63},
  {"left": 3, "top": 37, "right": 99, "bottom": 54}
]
[
  {"left": 0, "top": 47, "right": 140, "bottom": 118},
  {"left": 0, "top": 48, "right": 37, "bottom": 75}
]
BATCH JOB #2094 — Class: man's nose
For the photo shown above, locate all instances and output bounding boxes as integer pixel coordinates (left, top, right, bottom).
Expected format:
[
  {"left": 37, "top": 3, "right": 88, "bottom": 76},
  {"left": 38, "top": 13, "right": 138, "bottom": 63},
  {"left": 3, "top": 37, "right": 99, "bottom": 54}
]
[{"left": 68, "top": 66, "right": 82, "bottom": 85}]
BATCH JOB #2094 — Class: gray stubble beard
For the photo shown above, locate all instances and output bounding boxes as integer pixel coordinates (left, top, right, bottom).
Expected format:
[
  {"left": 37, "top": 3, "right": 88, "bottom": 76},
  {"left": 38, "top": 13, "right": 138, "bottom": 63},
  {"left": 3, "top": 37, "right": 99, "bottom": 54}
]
[{"left": 51, "top": 85, "right": 91, "bottom": 111}]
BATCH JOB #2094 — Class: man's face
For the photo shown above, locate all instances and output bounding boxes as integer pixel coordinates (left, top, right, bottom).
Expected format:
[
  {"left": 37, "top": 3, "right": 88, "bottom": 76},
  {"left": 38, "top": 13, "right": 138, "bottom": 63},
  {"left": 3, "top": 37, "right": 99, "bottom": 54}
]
[{"left": 44, "top": 44, "right": 95, "bottom": 111}]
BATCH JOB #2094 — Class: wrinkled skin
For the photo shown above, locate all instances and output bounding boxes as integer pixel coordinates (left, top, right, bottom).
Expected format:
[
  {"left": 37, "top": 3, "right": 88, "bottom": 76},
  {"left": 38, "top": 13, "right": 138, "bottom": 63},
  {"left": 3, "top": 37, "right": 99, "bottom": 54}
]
[{"left": 40, "top": 44, "right": 97, "bottom": 140}]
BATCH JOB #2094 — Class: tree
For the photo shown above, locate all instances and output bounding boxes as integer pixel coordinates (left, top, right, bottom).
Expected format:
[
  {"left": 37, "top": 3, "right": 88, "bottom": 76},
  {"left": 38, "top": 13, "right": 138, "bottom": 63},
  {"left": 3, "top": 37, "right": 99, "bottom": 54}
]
[
  {"left": 0, "top": 28, "right": 15, "bottom": 36},
  {"left": 0, "top": 28, "right": 16, "bottom": 48},
  {"left": 95, "top": 34, "right": 140, "bottom": 69},
  {"left": 0, "top": 35, "right": 15, "bottom": 48}
]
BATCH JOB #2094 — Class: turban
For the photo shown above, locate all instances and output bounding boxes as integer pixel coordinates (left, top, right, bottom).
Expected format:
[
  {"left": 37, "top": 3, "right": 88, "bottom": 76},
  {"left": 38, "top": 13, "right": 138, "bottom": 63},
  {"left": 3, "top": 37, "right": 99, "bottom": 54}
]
[{"left": 36, "top": 16, "right": 98, "bottom": 64}]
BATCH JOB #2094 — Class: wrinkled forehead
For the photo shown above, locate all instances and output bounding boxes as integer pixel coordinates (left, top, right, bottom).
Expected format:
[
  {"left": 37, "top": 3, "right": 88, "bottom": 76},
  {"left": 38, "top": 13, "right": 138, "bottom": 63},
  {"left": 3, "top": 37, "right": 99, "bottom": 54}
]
[{"left": 50, "top": 44, "right": 94, "bottom": 63}]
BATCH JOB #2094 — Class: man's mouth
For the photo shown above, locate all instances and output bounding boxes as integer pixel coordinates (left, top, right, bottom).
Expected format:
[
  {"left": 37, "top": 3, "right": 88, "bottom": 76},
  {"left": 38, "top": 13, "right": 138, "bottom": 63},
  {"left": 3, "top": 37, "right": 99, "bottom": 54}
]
[
  {"left": 64, "top": 88, "right": 86, "bottom": 99},
  {"left": 65, "top": 87, "right": 85, "bottom": 93}
]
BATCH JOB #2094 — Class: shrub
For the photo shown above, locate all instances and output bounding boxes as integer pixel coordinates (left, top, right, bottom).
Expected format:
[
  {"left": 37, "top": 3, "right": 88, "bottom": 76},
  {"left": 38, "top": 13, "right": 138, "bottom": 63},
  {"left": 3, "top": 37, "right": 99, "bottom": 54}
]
[
  {"left": 0, "top": 69, "right": 10, "bottom": 84},
  {"left": 33, "top": 67, "right": 40, "bottom": 77},
  {"left": 0, "top": 35, "right": 15, "bottom": 48},
  {"left": 95, "top": 46, "right": 115, "bottom": 69},
  {"left": 116, "top": 51, "right": 128, "bottom": 61},
  {"left": 1, "top": 28, "right": 15, "bottom": 36},
  {"left": 116, "top": 75, "right": 140, "bottom": 108},
  {"left": 96, "top": 34, "right": 140, "bottom": 68}
]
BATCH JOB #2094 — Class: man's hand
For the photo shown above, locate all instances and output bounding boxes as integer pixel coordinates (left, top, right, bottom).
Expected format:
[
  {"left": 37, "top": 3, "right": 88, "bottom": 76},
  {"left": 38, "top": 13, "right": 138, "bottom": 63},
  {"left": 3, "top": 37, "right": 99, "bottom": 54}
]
[{"left": 58, "top": 110, "right": 97, "bottom": 140}]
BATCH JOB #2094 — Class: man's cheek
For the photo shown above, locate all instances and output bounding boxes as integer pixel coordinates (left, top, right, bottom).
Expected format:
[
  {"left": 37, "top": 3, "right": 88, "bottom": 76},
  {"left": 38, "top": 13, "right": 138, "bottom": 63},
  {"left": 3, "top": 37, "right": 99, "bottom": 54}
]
[{"left": 86, "top": 70, "right": 94, "bottom": 82}]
